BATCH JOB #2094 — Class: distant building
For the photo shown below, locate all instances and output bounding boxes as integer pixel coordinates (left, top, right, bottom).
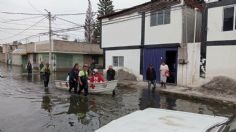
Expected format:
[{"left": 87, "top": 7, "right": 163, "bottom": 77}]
[{"left": 1, "top": 40, "right": 103, "bottom": 72}]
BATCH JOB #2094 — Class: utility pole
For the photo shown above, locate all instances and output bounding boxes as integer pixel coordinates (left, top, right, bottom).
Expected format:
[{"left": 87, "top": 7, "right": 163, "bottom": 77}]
[{"left": 45, "top": 10, "right": 53, "bottom": 70}]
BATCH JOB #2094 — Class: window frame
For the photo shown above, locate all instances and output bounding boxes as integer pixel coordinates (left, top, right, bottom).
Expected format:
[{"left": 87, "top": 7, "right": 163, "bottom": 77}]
[
  {"left": 112, "top": 56, "right": 124, "bottom": 68},
  {"left": 150, "top": 8, "right": 171, "bottom": 27},
  {"left": 222, "top": 6, "right": 236, "bottom": 32}
]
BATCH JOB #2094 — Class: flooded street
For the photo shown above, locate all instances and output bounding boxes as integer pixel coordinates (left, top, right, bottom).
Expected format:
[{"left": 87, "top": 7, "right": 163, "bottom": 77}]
[{"left": 0, "top": 64, "right": 235, "bottom": 132}]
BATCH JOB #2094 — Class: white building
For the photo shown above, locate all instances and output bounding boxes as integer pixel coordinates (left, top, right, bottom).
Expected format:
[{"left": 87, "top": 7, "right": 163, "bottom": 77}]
[
  {"left": 100, "top": 0, "right": 206, "bottom": 86},
  {"left": 202, "top": 0, "right": 236, "bottom": 80}
]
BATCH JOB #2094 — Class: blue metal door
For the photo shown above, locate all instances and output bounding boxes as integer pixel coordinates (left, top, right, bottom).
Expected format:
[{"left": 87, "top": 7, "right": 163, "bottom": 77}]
[{"left": 143, "top": 47, "right": 178, "bottom": 84}]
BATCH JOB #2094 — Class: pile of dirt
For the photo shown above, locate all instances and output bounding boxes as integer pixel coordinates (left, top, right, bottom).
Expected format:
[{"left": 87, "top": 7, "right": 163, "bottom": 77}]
[
  {"left": 116, "top": 69, "right": 137, "bottom": 81},
  {"left": 200, "top": 76, "right": 236, "bottom": 95}
]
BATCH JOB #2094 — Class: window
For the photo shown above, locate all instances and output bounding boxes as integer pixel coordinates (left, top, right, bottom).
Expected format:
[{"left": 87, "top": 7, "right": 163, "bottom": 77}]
[
  {"left": 223, "top": 7, "right": 234, "bottom": 31},
  {"left": 113, "top": 56, "right": 124, "bottom": 67},
  {"left": 150, "top": 9, "right": 171, "bottom": 26}
]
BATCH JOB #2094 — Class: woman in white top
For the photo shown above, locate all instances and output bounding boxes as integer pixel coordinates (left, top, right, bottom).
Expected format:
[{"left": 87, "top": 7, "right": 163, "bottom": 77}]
[{"left": 160, "top": 62, "right": 169, "bottom": 88}]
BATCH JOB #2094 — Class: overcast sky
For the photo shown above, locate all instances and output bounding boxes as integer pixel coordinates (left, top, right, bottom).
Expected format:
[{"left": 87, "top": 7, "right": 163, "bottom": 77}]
[{"left": 0, "top": 0, "right": 149, "bottom": 44}]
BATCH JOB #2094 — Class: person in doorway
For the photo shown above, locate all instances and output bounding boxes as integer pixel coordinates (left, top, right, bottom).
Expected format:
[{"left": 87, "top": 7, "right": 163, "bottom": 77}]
[
  {"left": 78, "top": 64, "right": 89, "bottom": 96},
  {"left": 69, "top": 63, "right": 79, "bottom": 93},
  {"left": 43, "top": 63, "right": 51, "bottom": 88},
  {"left": 106, "top": 65, "right": 116, "bottom": 81},
  {"left": 146, "top": 64, "right": 156, "bottom": 89},
  {"left": 160, "top": 61, "right": 169, "bottom": 88},
  {"left": 90, "top": 69, "right": 105, "bottom": 83},
  {"left": 26, "top": 60, "right": 32, "bottom": 74}
]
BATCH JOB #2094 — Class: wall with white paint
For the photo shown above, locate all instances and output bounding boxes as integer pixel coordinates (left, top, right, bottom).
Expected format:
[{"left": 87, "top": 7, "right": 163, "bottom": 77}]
[
  {"left": 145, "top": 6, "right": 183, "bottom": 45},
  {"left": 207, "top": 6, "right": 236, "bottom": 41},
  {"left": 105, "top": 49, "right": 141, "bottom": 77},
  {"left": 206, "top": 45, "right": 236, "bottom": 79},
  {"left": 177, "top": 43, "right": 201, "bottom": 86},
  {"left": 102, "top": 13, "right": 142, "bottom": 48}
]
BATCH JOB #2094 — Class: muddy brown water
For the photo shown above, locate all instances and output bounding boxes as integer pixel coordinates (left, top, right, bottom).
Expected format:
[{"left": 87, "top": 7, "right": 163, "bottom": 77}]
[{"left": 0, "top": 64, "right": 235, "bottom": 132}]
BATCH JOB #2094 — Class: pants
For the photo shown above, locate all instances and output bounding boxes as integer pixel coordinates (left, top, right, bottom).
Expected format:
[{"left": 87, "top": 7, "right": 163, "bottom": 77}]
[
  {"left": 148, "top": 80, "right": 156, "bottom": 89},
  {"left": 69, "top": 82, "right": 78, "bottom": 93},
  {"left": 44, "top": 75, "right": 50, "bottom": 88},
  {"left": 78, "top": 81, "right": 88, "bottom": 96},
  {"left": 44, "top": 80, "right": 49, "bottom": 88}
]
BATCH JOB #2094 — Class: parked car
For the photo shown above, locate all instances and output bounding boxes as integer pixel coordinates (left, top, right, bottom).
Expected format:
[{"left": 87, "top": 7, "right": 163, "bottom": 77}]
[{"left": 96, "top": 108, "right": 235, "bottom": 132}]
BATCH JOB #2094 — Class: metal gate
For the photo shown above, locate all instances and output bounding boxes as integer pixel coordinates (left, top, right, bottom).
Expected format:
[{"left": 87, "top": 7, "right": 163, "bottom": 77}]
[{"left": 143, "top": 47, "right": 178, "bottom": 84}]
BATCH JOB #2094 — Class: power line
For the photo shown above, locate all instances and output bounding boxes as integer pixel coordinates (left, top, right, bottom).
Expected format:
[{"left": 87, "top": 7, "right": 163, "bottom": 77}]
[
  {"left": 55, "top": 12, "right": 98, "bottom": 16},
  {"left": 1, "top": 11, "right": 46, "bottom": 16},
  {"left": 0, "top": 27, "right": 48, "bottom": 31},
  {"left": 0, "top": 16, "right": 47, "bottom": 41},
  {"left": 55, "top": 16, "right": 81, "bottom": 26},
  {"left": 2, "top": 15, "right": 44, "bottom": 23},
  {"left": 27, "top": 0, "right": 44, "bottom": 14}
]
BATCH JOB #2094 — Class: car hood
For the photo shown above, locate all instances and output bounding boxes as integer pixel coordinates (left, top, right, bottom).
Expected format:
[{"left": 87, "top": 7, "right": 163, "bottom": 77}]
[{"left": 96, "top": 108, "right": 228, "bottom": 132}]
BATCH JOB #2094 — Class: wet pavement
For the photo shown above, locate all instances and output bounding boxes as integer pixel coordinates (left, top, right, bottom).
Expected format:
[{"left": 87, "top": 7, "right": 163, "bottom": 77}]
[{"left": 0, "top": 64, "right": 235, "bottom": 132}]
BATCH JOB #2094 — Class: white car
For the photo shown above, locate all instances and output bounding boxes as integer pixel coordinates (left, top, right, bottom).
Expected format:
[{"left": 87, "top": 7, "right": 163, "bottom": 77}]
[{"left": 96, "top": 108, "right": 236, "bottom": 132}]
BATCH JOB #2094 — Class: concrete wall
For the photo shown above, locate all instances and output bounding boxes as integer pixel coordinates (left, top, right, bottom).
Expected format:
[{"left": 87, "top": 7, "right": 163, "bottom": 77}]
[
  {"left": 102, "top": 13, "right": 142, "bottom": 48},
  {"left": 145, "top": 6, "right": 182, "bottom": 45},
  {"left": 12, "top": 54, "right": 22, "bottom": 66},
  {"left": 53, "top": 40, "right": 103, "bottom": 54},
  {"left": 105, "top": 49, "right": 141, "bottom": 76},
  {"left": 206, "top": 45, "right": 236, "bottom": 79},
  {"left": 177, "top": 43, "right": 201, "bottom": 86},
  {"left": 207, "top": 6, "right": 236, "bottom": 41},
  {"left": 0, "top": 53, "right": 4, "bottom": 62}
]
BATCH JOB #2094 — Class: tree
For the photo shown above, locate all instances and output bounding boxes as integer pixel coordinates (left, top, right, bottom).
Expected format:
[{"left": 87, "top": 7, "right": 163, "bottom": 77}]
[
  {"left": 95, "top": 0, "right": 114, "bottom": 44},
  {"left": 97, "top": 0, "right": 114, "bottom": 16},
  {"left": 84, "top": 0, "right": 96, "bottom": 44}
]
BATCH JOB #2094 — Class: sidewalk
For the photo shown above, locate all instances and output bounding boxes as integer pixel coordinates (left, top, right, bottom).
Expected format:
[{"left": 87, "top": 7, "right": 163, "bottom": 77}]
[{"left": 117, "top": 80, "right": 236, "bottom": 106}]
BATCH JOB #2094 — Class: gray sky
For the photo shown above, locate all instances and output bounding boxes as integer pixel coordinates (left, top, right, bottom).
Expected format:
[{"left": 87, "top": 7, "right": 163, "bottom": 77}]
[{"left": 0, "top": 0, "right": 149, "bottom": 44}]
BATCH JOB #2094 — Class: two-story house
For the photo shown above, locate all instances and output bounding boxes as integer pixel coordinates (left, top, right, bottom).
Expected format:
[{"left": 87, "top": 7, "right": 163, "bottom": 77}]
[
  {"left": 100, "top": 0, "right": 202, "bottom": 86},
  {"left": 201, "top": 0, "right": 236, "bottom": 80}
]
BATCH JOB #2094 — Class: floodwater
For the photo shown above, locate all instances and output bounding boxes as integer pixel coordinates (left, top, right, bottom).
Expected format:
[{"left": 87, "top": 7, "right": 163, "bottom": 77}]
[{"left": 0, "top": 64, "right": 235, "bottom": 132}]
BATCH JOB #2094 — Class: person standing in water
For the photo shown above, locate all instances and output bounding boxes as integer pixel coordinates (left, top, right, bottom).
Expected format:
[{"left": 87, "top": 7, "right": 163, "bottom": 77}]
[
  {"left": 69, "top": 63, "right": 79, "bottom": 93},
  {"left": 43, "top": 63, "right": 51, "bottom": 88},
  {"left": 26, "top": 60, "right": 32, "bottom": 74},
  {"left": 78, "top": 64, "right": 89, "bottom": 96},
  {"left": 146, "top": 64, "right": 156, "bottom": 89}
]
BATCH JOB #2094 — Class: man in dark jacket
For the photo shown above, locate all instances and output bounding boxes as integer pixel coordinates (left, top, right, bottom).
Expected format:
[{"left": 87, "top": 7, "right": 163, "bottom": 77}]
[
  {"left": 27, "top": 60, "right": 32, "bottom": 74},
  {"left": 106, "top": 65, "right": 116, "bottom": 81},
  {"left": 69, "top": 63, "right": 79, "bottom": 93},
  {"left": 146, "top": 64, "right": 156, "bottom": 89},
  {"left": 44, "top": 63, "right": 50, "bottom": 88}
]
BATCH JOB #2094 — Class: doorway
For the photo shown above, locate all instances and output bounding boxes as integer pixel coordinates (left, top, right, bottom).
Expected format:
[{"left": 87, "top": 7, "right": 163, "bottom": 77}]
[{"left": 165, "top": 51, "right": 177, "bottom": 84}]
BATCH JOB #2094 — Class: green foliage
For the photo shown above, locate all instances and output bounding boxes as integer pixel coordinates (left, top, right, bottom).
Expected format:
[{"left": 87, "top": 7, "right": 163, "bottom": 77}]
[{"left": 95, "top": 0, "right": 114, "bottom": 44}]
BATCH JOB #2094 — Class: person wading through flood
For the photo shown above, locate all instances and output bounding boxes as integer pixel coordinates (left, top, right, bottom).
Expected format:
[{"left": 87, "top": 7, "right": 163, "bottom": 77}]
[
  {"left": 43, "top": 63, "right": 51, "bottom": 88},
  {"left": 26, "top": 60, "right": 32, "bottom": 74},
  {"left": 146, "top": 64, "right": 156, "bottom": 90},
  {"left": 106, "top": 65, "right": 116, "bottom": 81},
  {"left": 69, "top": 63, "right": 79, "bottom": 93},
  {"left": 78, "top": 64, "right": 89, "bottom": 96},
  {"left": 160, "top": 61, "right": 169, "bottom": 88},
  {"left": 39, "top": 61, "right": 44, "bottom": 81}
]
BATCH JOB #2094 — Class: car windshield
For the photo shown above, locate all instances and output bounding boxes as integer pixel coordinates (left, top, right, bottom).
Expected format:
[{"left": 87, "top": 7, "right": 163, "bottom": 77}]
[
  {"left": 206, "top": 115, "right": 236, "bottom": 132},
  {"left": 226, "top": 118, "right": 236, "bottom": 132}
]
